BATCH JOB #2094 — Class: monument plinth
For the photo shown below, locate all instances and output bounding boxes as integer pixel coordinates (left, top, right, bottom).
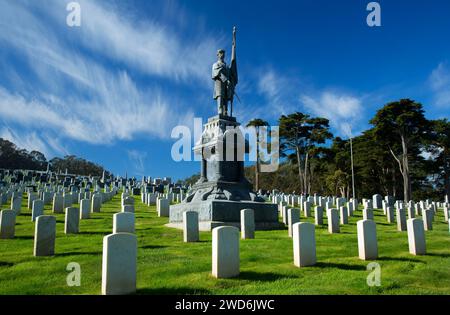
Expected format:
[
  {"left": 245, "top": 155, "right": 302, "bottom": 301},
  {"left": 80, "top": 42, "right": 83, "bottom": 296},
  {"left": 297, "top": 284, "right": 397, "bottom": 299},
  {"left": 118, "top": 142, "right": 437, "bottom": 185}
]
[{"left": 167, "top": 28, "right": 280, "bottom": 231}]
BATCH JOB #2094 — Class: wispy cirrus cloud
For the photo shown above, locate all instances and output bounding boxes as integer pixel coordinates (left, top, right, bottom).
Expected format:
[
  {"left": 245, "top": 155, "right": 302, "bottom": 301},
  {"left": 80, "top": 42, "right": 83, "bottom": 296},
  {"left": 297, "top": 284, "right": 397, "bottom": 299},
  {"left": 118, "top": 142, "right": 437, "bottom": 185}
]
[
  {"left": 0, "top": 0, "right": 216, "bottom": 157},
  {"left": 300, "top": 91, "right": 364, "bottom": 137},
  {"left": 429, "top": 62, "right": 450, "bottom": 108},
  {"left": 0, "top": 126, "right": 68, "bottom": 158},
  {"left": 236, "top": 69, "right": 299, "bottom": 124},
  {"left": 127, "top": 149, "right": 148, "bottom": 176}
]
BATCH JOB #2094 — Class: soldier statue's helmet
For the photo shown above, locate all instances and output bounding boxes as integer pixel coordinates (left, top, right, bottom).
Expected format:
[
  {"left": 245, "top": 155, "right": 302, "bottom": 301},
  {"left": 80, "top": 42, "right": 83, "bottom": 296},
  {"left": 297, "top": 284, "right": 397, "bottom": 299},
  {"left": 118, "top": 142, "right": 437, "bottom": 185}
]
[{"left": 217, "top": 49, "right": 225, "bottom": 56}]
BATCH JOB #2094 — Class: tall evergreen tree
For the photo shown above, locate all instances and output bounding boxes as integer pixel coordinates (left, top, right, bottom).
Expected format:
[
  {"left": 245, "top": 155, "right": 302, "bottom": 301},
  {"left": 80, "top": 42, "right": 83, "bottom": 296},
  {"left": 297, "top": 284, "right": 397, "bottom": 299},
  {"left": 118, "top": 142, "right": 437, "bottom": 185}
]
[{"left": 370, "top": 99, "right": 430, "bottom": 201}]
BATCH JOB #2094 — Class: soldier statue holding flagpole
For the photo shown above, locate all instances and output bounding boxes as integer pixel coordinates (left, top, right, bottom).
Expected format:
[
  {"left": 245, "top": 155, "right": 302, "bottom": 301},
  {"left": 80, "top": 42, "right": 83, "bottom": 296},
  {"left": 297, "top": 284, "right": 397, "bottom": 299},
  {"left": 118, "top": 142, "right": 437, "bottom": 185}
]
[{"left": 212, "top": 27, "right": 238, "bottom": 117}]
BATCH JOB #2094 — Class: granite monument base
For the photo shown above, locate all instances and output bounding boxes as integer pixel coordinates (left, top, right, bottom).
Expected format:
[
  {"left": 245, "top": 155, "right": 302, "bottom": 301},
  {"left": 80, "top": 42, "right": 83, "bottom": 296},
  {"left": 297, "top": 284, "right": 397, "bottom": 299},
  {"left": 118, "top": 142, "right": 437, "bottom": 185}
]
[{"left": 168, "top": 200, "right": 282, "bottom": 231}]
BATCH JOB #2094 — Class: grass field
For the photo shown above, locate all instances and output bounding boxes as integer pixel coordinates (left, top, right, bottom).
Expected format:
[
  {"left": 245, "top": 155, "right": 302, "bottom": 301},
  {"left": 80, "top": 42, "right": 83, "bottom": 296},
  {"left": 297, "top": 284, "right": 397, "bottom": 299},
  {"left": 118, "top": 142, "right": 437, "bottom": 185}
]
[{"left": 0, "top": 193, "right": 449, "bottom": 295}]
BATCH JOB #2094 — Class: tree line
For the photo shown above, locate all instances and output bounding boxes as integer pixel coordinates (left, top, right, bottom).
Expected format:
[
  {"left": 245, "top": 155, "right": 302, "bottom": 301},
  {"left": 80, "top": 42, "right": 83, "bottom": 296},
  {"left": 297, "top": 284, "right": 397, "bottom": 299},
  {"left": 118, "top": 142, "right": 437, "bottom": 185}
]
[
  {"left": 0, "top": 138, "right": 108, "bottom": 177},
  {"left": 245, "top": 99, "right": 449, "bottom": 202}
]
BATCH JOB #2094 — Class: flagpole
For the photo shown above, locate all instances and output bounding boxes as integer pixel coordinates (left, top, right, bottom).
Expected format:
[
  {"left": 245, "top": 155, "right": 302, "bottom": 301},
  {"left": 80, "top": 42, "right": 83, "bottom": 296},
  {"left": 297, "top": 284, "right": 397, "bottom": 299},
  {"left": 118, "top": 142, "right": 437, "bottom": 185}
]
[{"left": 350, "top": 135, "right": 355, "bottom": 200}]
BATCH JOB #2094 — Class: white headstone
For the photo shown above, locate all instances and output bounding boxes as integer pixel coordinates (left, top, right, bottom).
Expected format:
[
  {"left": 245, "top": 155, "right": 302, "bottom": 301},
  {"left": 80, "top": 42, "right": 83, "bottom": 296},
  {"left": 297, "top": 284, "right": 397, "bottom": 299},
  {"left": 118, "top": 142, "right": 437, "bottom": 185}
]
[
  {"left": 91, "top": 194, "right": 102, "bottom": 213},
  {"left": 328, "top": 209, "right": 340, "bottom": 233},
  {"left": 78, "top": 192, "right": 84, "bottom": 204},
  {"left": 363, "top": 207, "right": 373, "bottom": 221},
  {"left": 80, "top": 199, "right": 90, "bottom": 219},
  {"left": 287, "top": 208, "right": 300, "bottom": 238},
  {"left": 65, "top": 207, "right": 80, "bottom": 234},
  {"left": 122, "top": 204, "right": 135, "bottom": 213},
  {"left": 31, "top": 199, "right": 44, "bottom": 222},
  {"left": 0, "top": 209, "right": 16, "bottom": 239},
  {"left": 396, "top": 208, "right": 407, "bottom": 231},
  {"left": 113, "top": 212, "right": 135, "bottom": 234},
  {"left": 43, "top": 192, "right": 53, "bottom": 205},
  {"left": 423, "top": 209, "right": 433, "bottom": 231},
  {"left": 282, "top": 205, "right": 288, "bottom": 225},
  {"left": 303, "top": 201, "right": 311, "bottom": 217},
  {"left": 293, "top": 222, "right": 316, "bottom": 267},
  {"left": 147, "top": 193, "right": 157, "bottom": 206},
  {"left": 372, "top": 194, "right": 382, "bottom": 209},
  {"left": 63, "top": 194, "right": 72, "bottom": 209},
  {"left": 347, "top": 202, "right": 354, "bottom": 217},
  {"left": 240, "top": 209, "right": 255, "bottom": 239},
  {"left": 28, "top": 193, "right": 38, "bottom": 210},
  {"left": 314, "top": 206, "right": 323, "bottom": 226},
  {"left": 101, "top": 233, "right": 137, "bottom": 295},
  {"left": 386, "top": 206, "right": 395, "bottom": 223},
  {"left": 212, "top": 226, "right": 239, "bottom": 278},
  {"left": 407, "top": 218, "right": 426, "bottom": 255},
  {"left": 444, "top": 206, "right": 449, "bottom": 223},
  {"left": 11, "top": 196, "right": 22, "bottom": 214},
  {"left": 157, "top": 198, "right": 169, "bottom": 217},
  {"left": 357, "top": 219, "right": 378, "bottom": 260},
  {"left": 183, "top": 211, "right": 199, "bottom": 242},
  {"left": 122, "top": 196, "right": 134, "bottom": 206},
  {"left": 407, "top": 206, "right": 415, "bottom": 220},
  {"left": 34, "top": 215, "right": 56, "bottom": 256},
  {"left": 340, "top": 206, "right": 348, "bottom": 224}
]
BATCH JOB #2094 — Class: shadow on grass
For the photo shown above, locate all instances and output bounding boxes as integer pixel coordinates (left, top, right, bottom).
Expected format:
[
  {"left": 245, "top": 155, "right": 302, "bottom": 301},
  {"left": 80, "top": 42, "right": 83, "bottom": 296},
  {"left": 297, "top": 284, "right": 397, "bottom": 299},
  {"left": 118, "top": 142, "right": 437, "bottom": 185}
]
[
  {"left": 140, "top": 245, "right": 168, "bottom": 250},
  {"left": 0, "top": 261, "right": 14, "bottom": 267},
  {"left": 136, "top": 287, "right": 211, "bottom": 295},
  {"left": 314, "top": 262, "right": 366, "bottom": 271},
  {"left": 19, "top": 213, "right": 32, "bottom": 217},
  {"left": 377, "top": 256, "right": 425, "bottom": 263},
  {"left": 238, "top": 271, "right": 297, "bottom": 282},
  {"left": 56, "top": 251, "right": 102, "bottom": 257},
  {"left": 78, "top": 231, "right": 109, "bottom": 236},
  {"left": 375, "top": 222, "right": 392, "bottom": 226},
  {"left": 13, "top": 235, "right": 34, "bottom": 240},
  {"left": 425, "top": 252, "right": 450, "bottom": 258}
]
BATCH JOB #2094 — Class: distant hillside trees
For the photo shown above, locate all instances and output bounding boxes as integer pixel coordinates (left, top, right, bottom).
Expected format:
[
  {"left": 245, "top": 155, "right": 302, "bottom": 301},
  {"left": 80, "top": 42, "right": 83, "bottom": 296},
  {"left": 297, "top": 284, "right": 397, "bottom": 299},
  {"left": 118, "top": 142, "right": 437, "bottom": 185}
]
[
  {"left": 49, "top": 155, "right": 108, "bottom": 177},
  {"left": 0, "top": 138, "right": 109, "bottom": 177},
  {"left": 240, "top": 98, "right": 449, "bottom": 201},
  {"left": 0, "top": 138, "right": 47, "bottom": 170}
]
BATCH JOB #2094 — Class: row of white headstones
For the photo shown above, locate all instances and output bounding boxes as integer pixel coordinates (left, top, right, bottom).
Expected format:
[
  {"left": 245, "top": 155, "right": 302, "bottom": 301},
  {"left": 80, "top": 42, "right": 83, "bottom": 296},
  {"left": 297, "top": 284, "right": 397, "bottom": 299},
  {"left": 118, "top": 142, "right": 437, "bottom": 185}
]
[{"left": 1, "top": 187, "right": 449, "bottom": 295}]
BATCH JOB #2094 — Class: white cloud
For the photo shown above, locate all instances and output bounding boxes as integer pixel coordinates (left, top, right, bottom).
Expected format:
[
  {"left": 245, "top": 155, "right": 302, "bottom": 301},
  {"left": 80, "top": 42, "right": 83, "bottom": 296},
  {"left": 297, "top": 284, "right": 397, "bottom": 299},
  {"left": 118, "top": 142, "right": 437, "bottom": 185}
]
[
  {"left": 0, "top": 0, "right": 199, "bottom": 149},
  {"left": 429, "top": 62, "right": 450, "bottom": 108},
  {"left": 300, "top": 91, "right": 363, "bottom": 137},
  {"left": 236, "top": 69, "right": 297, "bottom": 123},
  {"left": 127, "top": 150, "right": 147, "bottom": 176},
  {"left": 33, "top": 0, "right": 219, "bottom": 84},
  {"left": 0, "top": 127, "right": 51, "bottom": 157}
]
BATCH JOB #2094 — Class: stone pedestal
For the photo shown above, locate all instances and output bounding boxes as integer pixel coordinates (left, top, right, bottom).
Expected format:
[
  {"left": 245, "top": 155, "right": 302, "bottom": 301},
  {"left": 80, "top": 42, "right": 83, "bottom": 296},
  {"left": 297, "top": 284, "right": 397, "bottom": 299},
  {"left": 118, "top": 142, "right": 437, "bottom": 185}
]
[{"left": 168, "top": 115, "right": 280, "bottom": 231}]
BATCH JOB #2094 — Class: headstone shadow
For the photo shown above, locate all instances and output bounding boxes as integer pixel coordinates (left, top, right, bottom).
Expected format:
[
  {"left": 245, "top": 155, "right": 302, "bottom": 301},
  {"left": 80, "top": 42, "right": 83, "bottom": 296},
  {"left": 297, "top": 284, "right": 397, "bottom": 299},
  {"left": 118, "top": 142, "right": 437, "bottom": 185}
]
[
  {"left": 78, "top": 231, "right": 109, "bottom": 236},
  {"left": 55, "top": 251, "right": 102, "bottom": 257},
  {"left": 313, "top": 262, "right": 366, "bottom": 271},
  {"left": 13, "top": 235, "right": 34, "bottom": 240},
  {"left": 136, "top": 287, "right": 211, "bottom": 295},
  {"left": 377, "top": 256, "right": 425, "bottom": 263},
  {"left": 0, "top": 261, "right": 14, "bottom": 267},
  {"left": 139, "top": 245, "right": 168, "bottom": 250},
  {"left": 238, "top": 271, "right": 297, "bottom": 282},
  {"left": 425, "top": 252, "right": 450, "bottom": 258}
]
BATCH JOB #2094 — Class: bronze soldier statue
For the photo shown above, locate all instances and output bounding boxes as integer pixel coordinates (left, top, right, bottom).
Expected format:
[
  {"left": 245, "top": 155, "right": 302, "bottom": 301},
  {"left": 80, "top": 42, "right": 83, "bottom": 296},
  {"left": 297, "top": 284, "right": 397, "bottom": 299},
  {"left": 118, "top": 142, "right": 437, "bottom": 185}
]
[{"left": 212, "top": 27, "right": 238, "bottom": 116}]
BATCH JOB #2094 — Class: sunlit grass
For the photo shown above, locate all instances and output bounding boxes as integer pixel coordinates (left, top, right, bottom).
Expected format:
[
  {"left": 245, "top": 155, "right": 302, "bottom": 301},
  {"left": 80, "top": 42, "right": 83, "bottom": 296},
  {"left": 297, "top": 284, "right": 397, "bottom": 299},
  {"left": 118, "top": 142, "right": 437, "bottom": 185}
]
[{"left": 0, "top": 193, "right": 449, "bottom": 295}]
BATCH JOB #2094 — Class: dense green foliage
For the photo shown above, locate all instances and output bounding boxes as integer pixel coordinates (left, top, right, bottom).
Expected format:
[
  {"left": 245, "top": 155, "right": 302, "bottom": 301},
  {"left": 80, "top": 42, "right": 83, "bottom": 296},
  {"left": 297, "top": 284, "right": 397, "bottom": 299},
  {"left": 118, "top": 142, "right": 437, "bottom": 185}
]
[
  {"left": 243, "top": 100, "right": 449, "bottom": 201},
  {"left": 0, "top": 193, "right": 449, "bottom": 294},
  {"left": 0, "top": 138, "right": 47, "bottom": 171}
]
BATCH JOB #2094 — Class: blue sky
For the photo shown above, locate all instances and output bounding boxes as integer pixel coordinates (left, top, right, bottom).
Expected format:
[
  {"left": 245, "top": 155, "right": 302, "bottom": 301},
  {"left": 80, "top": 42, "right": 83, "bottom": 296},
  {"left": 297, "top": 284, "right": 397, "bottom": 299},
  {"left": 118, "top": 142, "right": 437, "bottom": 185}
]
[{"left": 0, "top": 0, "right": 449, "bottom": 180}]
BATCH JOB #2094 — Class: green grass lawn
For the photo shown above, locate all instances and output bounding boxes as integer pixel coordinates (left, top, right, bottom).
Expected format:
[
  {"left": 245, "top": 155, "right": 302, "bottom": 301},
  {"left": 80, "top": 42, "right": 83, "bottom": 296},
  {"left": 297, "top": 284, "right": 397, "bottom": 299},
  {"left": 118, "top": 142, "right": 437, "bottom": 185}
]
[{"left": 0, "top": 193, "right": 449, "bottom": 295}]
